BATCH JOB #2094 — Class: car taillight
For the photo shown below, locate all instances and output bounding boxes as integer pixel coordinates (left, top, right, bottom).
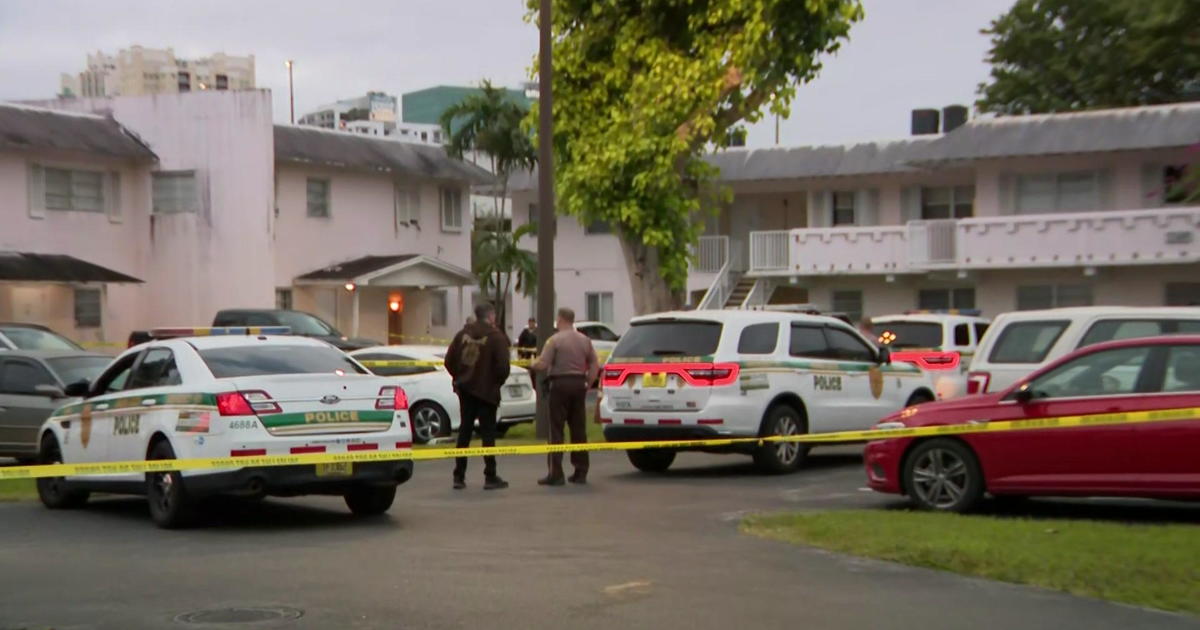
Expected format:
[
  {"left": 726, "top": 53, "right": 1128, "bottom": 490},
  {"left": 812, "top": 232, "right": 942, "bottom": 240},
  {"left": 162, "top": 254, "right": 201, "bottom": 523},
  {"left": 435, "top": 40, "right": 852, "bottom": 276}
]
[
  {"left": 217, "top": 390, "right": 280, "bottom": 416},
  {"left": 241, "top": 390, "right": 282, "bottom": 414},
  {"left": 684, "top": 363, "right": 740, "bottom": 386},
  {"left": 966, "top": 371, "right": 990, "bottom": 395},
  {"left": 377, "top": 386, "right": 409, "bottom": 410},
  {"left": 602, "top": 367, "right": 626, "bottom": 387}
]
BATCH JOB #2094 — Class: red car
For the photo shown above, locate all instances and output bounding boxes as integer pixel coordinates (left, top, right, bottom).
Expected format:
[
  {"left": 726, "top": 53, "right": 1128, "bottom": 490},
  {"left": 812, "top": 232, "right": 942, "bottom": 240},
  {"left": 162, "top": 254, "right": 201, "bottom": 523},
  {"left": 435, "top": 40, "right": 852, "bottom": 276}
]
[{"left": 865, "top": 335, "right": 1200, "bottom": 512}]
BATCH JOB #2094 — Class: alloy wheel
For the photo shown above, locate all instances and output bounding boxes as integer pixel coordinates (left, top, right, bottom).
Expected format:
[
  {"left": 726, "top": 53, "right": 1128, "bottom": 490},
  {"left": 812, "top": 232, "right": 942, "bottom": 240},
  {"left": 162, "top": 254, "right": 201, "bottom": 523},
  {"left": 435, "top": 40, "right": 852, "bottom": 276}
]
[
  {"left": 911, "top": 447, "right": 969, "bottom": 509},
  {"left": 774, "top": 415, "right": 801, "bottom": 465}
]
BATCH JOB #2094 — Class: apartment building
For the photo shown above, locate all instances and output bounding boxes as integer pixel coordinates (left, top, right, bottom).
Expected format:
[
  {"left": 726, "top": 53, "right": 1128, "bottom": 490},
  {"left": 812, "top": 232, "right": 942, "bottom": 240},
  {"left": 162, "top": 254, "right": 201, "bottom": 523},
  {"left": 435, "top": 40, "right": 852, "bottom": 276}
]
[
  {"left": 1, "top": 90, "right": 487, "bottom": 345},
  {"left": 60, "top": 46, "right": 255, "bottom": 98},
  {"left": 509, "top": 102, "right": 1200, "bottom": 330}
]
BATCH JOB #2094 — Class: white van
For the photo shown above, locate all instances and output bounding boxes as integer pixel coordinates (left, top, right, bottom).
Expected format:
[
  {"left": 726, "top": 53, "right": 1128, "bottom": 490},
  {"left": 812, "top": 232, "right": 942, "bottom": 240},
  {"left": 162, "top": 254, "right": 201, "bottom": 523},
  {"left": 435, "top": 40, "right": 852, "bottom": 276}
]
[{"left": 967, "top": 306, "right": 1200, "bottom": 394}]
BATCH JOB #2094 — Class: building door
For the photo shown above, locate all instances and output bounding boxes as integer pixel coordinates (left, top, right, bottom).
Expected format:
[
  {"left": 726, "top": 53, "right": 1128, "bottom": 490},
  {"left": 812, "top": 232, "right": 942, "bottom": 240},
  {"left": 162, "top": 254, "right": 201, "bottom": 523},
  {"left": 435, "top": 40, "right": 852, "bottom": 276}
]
[
  {"left": 728, "top": 199, "right": 762, "bottom": 273},
  {"left": 387, "top": 293, "right": 404, "bottom": 345}
]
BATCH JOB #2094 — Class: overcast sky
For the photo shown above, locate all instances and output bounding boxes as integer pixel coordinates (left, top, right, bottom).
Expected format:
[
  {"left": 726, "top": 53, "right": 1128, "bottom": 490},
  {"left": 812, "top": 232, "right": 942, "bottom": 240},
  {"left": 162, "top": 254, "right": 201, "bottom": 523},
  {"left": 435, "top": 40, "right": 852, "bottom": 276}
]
[{"left": 0, "top": 0, "right": 1013, "bottom": 147}]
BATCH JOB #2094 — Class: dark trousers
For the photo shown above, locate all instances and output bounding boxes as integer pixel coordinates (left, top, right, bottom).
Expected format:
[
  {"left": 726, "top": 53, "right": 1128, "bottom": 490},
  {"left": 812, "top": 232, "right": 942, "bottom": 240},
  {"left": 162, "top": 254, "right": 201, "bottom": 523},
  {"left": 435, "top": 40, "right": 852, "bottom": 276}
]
[
  {"left": 454, "top": 392, "right": 498, "bottom": 479},
  {"left": 547, "top": 376, "right": 589, "bottom": 479}
]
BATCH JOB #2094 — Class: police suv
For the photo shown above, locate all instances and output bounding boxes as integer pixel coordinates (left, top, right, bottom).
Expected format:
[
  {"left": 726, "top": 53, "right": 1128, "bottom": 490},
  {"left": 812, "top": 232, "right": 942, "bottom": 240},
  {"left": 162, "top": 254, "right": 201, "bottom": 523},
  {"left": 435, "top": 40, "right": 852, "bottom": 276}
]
[
  {"left": 36, "top": 329, "right": 414, "bottom": 528},
  {"left": 599, "top": 311, "right": 937, "bottom": 474},
  {"left": 871, "top": 310, "right": 992, "bottom": 400}
]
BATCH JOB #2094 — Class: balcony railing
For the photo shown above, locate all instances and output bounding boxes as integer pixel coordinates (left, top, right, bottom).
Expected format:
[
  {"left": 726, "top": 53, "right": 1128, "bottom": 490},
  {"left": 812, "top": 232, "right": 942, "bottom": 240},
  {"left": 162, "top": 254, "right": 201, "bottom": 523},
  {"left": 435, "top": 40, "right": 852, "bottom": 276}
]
[
  {"left": 692, "top": 235, "right": 729, "bottom": 273},
  {"left": 745, "top": 206, "right": 1200, "bottom": 275}
]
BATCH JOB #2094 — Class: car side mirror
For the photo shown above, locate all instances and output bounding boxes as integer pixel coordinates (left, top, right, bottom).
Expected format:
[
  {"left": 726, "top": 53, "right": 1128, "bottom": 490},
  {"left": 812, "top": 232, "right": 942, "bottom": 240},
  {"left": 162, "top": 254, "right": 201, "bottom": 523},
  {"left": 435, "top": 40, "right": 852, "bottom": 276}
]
[
  {"left": 63, "top": 380, "right": 91, "bottom": 398},
  {"left": 33, "top": 384, "right": 66, "bottom": 399},
  {"left": 1013, "top": 386, "right": 1034, "bottom": 404},
  {"left": 876, "top": 346, "right": 891, "bottom": 365}
]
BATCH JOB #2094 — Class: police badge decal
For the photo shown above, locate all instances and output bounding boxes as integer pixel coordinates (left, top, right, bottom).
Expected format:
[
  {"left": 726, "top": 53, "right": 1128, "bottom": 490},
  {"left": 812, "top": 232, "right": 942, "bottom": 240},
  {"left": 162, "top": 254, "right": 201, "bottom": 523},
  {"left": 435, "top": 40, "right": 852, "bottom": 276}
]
[{"left": 868, "top": 366, "right": 884, "bottom": 399}]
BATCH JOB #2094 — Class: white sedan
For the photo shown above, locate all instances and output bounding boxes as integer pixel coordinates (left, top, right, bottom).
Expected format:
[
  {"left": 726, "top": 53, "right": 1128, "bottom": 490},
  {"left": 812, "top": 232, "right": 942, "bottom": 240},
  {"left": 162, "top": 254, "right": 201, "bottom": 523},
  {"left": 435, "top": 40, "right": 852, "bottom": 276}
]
[
  {"left": 37, "top": 332, "right": 414, "bottom": 528},
  {"left": 350, "top": 345, "right": 536, "bottom": 442}
]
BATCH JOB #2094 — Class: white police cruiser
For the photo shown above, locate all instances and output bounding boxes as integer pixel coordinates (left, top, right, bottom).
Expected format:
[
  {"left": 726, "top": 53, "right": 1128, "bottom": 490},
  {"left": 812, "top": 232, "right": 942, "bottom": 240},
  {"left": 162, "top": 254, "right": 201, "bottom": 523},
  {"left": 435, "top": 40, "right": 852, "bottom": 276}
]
[
  {"left": 36, "top": 328, "right": 414, "bottom": 528},
  {"left": 599, "top": 311, "right": 937, "bottom": 474},
  {"left": 871, "top": 309, "right": 992, "bottom": 400}
]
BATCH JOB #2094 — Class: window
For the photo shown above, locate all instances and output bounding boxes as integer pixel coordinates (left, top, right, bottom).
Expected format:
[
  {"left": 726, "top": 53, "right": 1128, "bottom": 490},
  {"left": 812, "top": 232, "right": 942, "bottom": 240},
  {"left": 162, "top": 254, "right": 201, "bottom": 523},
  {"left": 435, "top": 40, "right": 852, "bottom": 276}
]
[
  {"left": 824, "top": 327, "right": 876, "bottom": 362},
  {"left": 355, "top": 352, "right": 436, "bottom": 376},
  {"left": 789, "top": 324, "right": 827, "bottom": 358},
  {"left": 954, "top": 324, "right": 971, "bottom": 347},
  {"left": 613, "top": 321, "right": 721, "bottom": 357},
  {"left": 152, "top": 171, "right": 198, "bottom": 214},
  {"left": 431, "top": 291, "right": 448, "bottom": 327},
  {"left": 920, "top": 186, "right": 974, "bottom": 219},
  {"left": 94, "top": 354, "right": 138, "bottom": 394},
  {"left": 586, "top": 292, "right": 615, "bottom": 323},
  {"left": 45, "top": 356, "right": 110, "bottom": 387},
  {"left": 0, "top": 326, "right": 80, "bottom": 351},
  {"left": 275, "top": 289, "right": 293, "bottom": 310},
  {"left": 1162, "top": 165, "right": 1189, "bottom": 205},
  {"left": 580, "top": 325, "right": 619, "bottom": 342},
  {"left": 0, "top": 360, "right": 55, "bottom": 395},
  {"left": 200, "top": 345, "right": 365, "bottom": 379},
  {"left": 74, "top": 288, "right": 101, "bottom": 328},
  {"left": 439, "top": 187, "right": 463, "bottom": 231},
  {"left": 1023, "top": 346, "right": 1150, "bottom": 399},
  {"left": 1016, "top": 171, "right": 1099, "bottom": 213},
  {"left": 527, "top": 203, "right": 537, "bottom": 228},
  {"left": 831, "top": 191, "right": 855, "bottom": 226},
  {"left": 1166, "top": 282, "right": 1200, "bottom": 306},
  {"left": 215, "top": 74, "right": 228, "bottom": 90},
  {"left": 395, "top": 186, "right": 420, "bottom": 224},
  {"left": 917, "top": 288, "right": 975, "bottom": 311},
  {"left": 737, "top": 323, "right": 779, "bottom": 354},
  {"left": 1079, "top": 319, "right": 1200, "bottom": 348},
  {"left": 306, "top": 178, "right": 330, "bottom": 218},
  {"left": 177, "top": 71, "right": 190, "bottom": 92},
  {"left": 45, "top": 167, "right": 104, "bottom": 212},
  {"left": 1163, "top": 345, "right": 1200, "bottom": 393},
  {"left": 126, "top": 348, "right": 181, "bottom": 390},
  {"left": 988, "top": 320, "right": 1069, "bottom": 364},
  {"left": 871, "top": 321, "right": 942, "bottom": 349},
  {"left": 974, "top": 323, "right": 990, "bottom": 343},
  {"left": 585, "top": 219, "right": 613, "bottom": 235},
  {"left": 831, "top": 290, "right": 863, "bottom": 323},
  {"left": 1016, "top": 284, "right": 1093, "bottom": 310}
]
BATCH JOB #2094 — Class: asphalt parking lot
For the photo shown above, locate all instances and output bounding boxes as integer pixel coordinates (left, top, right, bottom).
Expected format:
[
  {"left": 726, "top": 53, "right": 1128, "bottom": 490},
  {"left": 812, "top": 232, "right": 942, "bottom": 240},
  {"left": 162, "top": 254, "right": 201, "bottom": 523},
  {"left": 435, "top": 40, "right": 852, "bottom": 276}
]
[{"left": 1, "top": 447, "right": 1197, "bottom": 630}]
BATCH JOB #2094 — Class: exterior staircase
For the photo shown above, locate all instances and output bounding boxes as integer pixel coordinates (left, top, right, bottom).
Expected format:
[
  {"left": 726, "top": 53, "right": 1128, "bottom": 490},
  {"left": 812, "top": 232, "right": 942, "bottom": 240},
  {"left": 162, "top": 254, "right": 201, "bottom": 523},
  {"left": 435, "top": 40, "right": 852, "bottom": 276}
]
[{"left": 724, "top": 276, "right": 757, "bottom": 308}]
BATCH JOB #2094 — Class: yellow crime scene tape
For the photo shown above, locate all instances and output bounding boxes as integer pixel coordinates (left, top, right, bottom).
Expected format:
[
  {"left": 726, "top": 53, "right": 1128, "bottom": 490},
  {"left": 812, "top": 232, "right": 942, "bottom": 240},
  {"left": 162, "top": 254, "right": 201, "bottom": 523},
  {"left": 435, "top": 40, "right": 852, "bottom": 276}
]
[
  {"left": 2, "top": 407, "right": 1197, "bottom": 481},
  {"left": 359, "top": 359, "right": 538, "bottom": 368}
]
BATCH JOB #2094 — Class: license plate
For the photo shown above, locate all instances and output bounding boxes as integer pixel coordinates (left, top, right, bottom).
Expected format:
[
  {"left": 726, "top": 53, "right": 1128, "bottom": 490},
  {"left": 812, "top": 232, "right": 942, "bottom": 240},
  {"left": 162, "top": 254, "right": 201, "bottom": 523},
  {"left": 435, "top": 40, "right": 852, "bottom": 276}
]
[
  {"left": 506, "top": 385, "right": 526, "bottom": 398},
  {"left": 315, "top": 462, "right": 353, "bottom": 477},
  {"left": 642, "top": 373, "right": 667, "bottom": 388}
]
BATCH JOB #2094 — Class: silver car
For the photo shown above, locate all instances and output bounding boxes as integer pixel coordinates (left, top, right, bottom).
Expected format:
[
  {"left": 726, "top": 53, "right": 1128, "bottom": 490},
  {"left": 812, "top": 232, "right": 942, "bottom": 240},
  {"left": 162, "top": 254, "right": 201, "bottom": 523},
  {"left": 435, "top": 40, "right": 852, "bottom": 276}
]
[{"left": 0, "top": 350, "right": 111, "bottom": 462}]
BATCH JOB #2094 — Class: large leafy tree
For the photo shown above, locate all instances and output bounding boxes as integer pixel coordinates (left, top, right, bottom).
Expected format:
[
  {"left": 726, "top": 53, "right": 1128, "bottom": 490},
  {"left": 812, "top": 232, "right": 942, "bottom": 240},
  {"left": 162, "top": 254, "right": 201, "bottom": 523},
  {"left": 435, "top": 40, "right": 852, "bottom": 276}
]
[
  {"left": 977, "top": 0, "right": 1200, "bottom": 115},
  {"left": 528, "top": 0, "right": 863, "bottom": 313}
]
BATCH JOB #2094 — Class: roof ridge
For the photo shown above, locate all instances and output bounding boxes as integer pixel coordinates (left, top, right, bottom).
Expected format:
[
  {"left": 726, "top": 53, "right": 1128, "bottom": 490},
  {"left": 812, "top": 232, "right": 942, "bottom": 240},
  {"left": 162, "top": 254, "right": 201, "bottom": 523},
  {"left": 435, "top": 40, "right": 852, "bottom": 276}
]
[
  {"left": 0, "top": 101, "right": 109, "bottom": 120},
  {"left": 972, "top": 101, "right": 1200, "bottom": 126}
]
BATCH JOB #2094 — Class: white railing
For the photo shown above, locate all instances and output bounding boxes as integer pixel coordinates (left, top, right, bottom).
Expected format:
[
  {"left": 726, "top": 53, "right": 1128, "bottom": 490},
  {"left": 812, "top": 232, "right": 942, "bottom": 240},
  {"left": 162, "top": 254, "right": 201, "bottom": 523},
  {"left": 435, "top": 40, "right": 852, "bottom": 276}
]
[
  {"left": 696, "top": 257, "right": 736, "bottom": 310},
  {"left": 908, "top": 219, "right": 957, "bottom": 266},
  {"left": 741, "top": 278, "right": 769, "bottom": 309},
  {"left": 692, "top": 235, "right": 729, "bottom": 273},
  {"left": 749, "top": 231, "right": 790, "bottom": 272}
]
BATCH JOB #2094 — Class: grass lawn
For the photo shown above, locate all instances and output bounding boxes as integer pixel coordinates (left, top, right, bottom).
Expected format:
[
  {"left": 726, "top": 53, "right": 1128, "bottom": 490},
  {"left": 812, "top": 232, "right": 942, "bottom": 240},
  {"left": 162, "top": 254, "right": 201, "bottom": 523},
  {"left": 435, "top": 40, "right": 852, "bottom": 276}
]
[
  {"left": 742, "top": 510, "right": 1200, "bottom": 616},
  {"left": 0, "top": 479, "right": 37, "bottom": 502}
]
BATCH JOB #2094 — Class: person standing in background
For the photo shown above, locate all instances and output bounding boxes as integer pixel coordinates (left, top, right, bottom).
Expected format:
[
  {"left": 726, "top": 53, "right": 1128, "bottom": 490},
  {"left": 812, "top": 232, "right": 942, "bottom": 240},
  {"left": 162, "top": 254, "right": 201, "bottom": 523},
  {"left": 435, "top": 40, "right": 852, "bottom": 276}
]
[
  {"left": 532, "top": 307, "right": 599, "bottom": 486},
  {"left": 444, "top": 303, "right": 511, "bottom": 491},
  {"left": 517, "top": 317, "right": 538, "bottom": 360}
]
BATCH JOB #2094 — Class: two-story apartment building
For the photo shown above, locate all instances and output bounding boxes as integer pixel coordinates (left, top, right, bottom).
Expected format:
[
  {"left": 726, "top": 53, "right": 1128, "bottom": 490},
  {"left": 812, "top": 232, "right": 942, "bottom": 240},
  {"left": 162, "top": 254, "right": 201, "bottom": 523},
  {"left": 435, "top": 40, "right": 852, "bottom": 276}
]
[
  {"left": 1, "top": 91, "right": 489, "bottom": 345},
  {"left": 510, "top": 102, "right": 1200, "bottom": 329}
]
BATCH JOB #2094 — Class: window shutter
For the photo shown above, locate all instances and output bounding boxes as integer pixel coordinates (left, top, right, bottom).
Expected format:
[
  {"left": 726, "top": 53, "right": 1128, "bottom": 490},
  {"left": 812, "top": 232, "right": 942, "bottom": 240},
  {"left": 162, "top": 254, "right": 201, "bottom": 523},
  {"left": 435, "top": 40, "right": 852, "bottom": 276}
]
[
  {"left": 1140, "top": 163, "right": 1163, "bottom": 207},
  {"left": 27, "top": 164, "right": 46, "bottom": 219},
  {"left": 997, "top": 173, "right": 1015, "bottom": 215},
  {"left": 105, "top": 171, "right": 122, "bottom": 223},
  {"left": 855, "top": 189, "right": 880, "bottom": 226},
  {"left": 807, "top": 190, "right": 829, "bottom": 227},
  {"left": 901, "top": 186, "right": 921, "bottom": 224}
]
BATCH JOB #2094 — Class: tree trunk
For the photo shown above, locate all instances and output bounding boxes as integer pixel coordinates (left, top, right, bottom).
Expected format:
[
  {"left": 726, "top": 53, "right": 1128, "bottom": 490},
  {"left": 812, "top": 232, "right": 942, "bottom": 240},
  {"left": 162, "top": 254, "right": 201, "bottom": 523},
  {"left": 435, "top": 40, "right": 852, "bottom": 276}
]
[{"left": 619, "top": 236, "right": 685, "bottom": 316}]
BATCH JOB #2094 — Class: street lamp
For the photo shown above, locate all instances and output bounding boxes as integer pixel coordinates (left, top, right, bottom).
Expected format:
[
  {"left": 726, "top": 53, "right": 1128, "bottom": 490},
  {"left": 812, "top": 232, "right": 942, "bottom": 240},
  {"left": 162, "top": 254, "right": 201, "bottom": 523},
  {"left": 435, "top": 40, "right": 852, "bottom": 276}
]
[{"left": 285, "top": 60, "right": 295, "bottom": 124}]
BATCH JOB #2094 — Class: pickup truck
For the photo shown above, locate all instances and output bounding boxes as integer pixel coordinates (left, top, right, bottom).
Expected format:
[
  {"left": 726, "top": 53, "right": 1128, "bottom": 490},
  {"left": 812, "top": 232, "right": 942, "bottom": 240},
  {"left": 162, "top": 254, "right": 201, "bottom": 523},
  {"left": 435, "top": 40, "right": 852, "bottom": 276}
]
[{"left": 126, "top": 309, "right": 380, "bottom": 351}]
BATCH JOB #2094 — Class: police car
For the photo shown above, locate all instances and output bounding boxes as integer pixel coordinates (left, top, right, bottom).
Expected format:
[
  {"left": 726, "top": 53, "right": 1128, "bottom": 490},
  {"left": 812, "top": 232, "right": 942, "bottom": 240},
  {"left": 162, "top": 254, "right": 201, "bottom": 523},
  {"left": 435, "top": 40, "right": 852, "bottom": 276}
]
[
  {"left": 871, "top": 310, "right": 991, "bottom": 400},
  {"left": 599, "top": 311, "right": 937, "bottom": 474},
  {"left": 35, "top": 328, "right": 414, "bottom": 528}
]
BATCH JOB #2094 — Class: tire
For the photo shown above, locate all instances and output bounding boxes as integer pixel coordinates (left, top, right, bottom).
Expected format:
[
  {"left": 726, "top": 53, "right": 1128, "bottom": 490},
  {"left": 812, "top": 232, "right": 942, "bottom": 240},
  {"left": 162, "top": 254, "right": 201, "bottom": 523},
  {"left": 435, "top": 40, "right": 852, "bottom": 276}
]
[
  {"left": 36, "top": 435, "right": 90, "bottom": 509},
  {"left": 344, "top": 485, "right": 396, "bottom": 516},
  {"left": 409, "top": 402, "right": 449, "bottom": 444},
  {"left": 627, "top": 449, "right": 676, "bottom": 473},
  {"left": 145, "top": 440, "right": 197, "bottom": 529},
  {"left": 753, "top": 404, "right": 808, "bottom": 474},
  {"left": 906, "top": 391, "right": 935, "bottom": 406},
  {"left": 902, "top": 438, "right": 985, "bottom": 513}
]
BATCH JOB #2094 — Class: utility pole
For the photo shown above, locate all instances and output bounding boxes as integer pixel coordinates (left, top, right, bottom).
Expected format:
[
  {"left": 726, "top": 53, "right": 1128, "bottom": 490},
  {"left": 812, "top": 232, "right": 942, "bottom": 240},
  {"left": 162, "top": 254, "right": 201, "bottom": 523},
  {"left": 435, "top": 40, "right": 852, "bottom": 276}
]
[
  {"left": 285, "top": 60, "right": 295, "bottom": 124},
  {"left": 534, "top": 0, "right": 556, "bottom": 440}
]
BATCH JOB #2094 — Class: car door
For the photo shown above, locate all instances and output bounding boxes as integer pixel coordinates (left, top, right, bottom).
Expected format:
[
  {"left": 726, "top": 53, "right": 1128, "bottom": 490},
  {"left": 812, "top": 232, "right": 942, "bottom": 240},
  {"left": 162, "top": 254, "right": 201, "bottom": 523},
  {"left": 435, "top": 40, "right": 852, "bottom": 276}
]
[
  {"left": 0, "top": 358, "right": 64, "bottom": 457},
  {"left": 821, "top": 325, "right": 894, "bottom": 426},
  {"left": 107, "top": 347, "right": 183, "bottom": 464},
  {"left": 63, "top": 352, "right": 140, "bottom": 465},
  {"left": 1130, "top": 343, "right": 1200, "bottom": 492},
  {"left": 788, "top": 323, "right": 870, "bottom": 432},
  {"left": 970, "top": 344, "right": 1156, "bottom": 493}
]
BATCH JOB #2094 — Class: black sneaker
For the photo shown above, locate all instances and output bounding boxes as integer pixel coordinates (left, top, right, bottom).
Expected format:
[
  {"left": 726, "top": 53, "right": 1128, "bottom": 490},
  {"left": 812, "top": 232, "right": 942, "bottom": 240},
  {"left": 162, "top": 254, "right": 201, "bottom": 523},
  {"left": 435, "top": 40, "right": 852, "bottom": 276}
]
[
  {"left": 568, "top": 474, "right": 587, "bottom": 485},
  {"left": 453, "top": 478, "right": 466, "bottom": 490},
  {"left": 483, "top": 477, "right": 509, "bottom": 490},
  {"left": 537, "top": 475, "right": 565, "bottom": 487}
]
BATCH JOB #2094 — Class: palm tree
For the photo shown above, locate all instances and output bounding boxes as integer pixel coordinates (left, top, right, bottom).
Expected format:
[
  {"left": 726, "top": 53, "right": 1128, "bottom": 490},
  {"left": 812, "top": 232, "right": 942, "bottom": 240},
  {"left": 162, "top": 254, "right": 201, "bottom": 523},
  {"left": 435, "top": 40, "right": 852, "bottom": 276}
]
[{"left": 473, "top": 223, "right": 537, "bottom": 334}]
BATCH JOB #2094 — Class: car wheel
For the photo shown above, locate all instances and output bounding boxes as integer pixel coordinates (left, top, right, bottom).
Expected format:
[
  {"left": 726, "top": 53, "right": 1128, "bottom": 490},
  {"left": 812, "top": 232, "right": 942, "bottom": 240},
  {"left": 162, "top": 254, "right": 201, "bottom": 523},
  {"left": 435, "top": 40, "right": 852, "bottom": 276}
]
[
  {"left": 903, "top": 439, "right": 984, "bottom": 513},
  {"left": 409, "top": 402, "right": 449, "bottom": 444},
  {"left": 145, "top": 440, "right": 197, "bottom": 529},
  {"left": 36, "top": 435, "right": 90, "bottom": 509},
  {"left": 753, "top": 404, "right": 808, "bottom": 474},
  {"left": 906, "top": 391, "right": 935, "bottom": 406},
  {"left": 627, "top": 449, "right": 676, "bottom": 473},
  {"left": 344, "top": 485, "right": 396, "bottom": 516}
]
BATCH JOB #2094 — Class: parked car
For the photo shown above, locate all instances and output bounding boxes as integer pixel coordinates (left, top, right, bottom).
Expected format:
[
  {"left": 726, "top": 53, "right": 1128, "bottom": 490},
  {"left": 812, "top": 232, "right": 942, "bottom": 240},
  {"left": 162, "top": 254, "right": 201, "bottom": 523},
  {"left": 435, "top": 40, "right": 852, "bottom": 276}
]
[
  {"left": 349, "top": 345, "right": 536, "bottom": 442},
  {"left": 0, "top": 350, "right": 111, "bottom": 461},
  {"left": 866, "top": 335, "right": 1200, "bottom": 511},
  {"left": 127, "top": 309, "right": 380, "bottom": 350},
  {"left": 600, "top": 310, "right": 937, "bottom": 474},
  {"left": 0, "top": 323, "right": 84, "bottom": 351},
  {"left": 871, "top": 310, "right": 992, "bottom": 399},
  {"left": 36, "top": 333, "right": 414, "bottom": 528},
  {"left": 574, "top": 321, "right": 620, "bottom": 360},
  {"left": 967, "top": 306, "right": 1200, "bottom": 394}
]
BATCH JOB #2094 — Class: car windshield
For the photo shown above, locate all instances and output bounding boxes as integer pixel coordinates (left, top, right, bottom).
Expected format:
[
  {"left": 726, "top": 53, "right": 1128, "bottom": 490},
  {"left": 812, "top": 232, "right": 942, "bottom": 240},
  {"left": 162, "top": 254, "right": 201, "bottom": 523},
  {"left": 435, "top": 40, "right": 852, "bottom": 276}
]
[
  {"left": 611, "top": 321, "right": 722, "bottom": 358},
  {"left": 871, "top": 322, "right": 943, "bottom": 349},
  {"left": 0, "top": 327, "right": 82, "bottom": 351},
  {"left": 274, "top": 311, "right": 339, "bottom": 336},
  {"left": 46, "top": 356, "right": 111, "bottom": 386},
  {"left": 200, "top": 345, "right": 366, "bottom": 378}
]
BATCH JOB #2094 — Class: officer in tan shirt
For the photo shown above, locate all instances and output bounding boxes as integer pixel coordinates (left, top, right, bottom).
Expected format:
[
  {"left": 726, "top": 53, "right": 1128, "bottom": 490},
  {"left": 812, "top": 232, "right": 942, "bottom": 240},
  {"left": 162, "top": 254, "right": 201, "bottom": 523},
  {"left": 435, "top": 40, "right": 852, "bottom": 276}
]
[{"left": 531, "top": 307, "right": 600, "bottom": 485}]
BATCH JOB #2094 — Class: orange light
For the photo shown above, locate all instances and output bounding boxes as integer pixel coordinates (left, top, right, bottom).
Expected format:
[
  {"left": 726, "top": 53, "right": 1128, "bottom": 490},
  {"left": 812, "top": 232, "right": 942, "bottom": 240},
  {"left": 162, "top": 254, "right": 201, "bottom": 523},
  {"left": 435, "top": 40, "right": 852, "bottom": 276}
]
[
  {"left": 344, "top": 282, "right": 356, "bottom": 292},
  {"left": 389, "top": 300, "right": 400, "bottom": 312},
  {"left": 388, "top": 292, "right": 404, "bottom": 312}
]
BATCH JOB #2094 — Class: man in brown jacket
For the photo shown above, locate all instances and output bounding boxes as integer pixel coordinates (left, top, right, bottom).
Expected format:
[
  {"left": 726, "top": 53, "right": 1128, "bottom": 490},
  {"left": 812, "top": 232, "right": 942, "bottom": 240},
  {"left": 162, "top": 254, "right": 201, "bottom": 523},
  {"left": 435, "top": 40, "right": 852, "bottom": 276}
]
[
  {"left": 532, "top": 307, "right": 600, "bottom": 486},
  {"left": 445, "top": 303, "right": 511, "bottom": 490}
]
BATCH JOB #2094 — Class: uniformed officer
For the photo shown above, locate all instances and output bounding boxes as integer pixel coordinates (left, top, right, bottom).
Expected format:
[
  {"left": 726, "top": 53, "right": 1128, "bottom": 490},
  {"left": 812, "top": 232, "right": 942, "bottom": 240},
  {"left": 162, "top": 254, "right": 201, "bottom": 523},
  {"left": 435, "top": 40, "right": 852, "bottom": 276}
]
[{"left": 531, "top": 307, "right": 600, "bottom": 486}]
